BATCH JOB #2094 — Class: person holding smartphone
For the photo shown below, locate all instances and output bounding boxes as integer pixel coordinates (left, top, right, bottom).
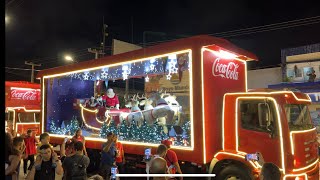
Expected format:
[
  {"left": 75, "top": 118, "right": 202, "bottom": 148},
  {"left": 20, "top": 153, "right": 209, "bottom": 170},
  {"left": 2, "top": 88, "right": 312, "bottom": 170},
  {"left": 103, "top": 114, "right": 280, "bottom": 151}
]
[
  {"left": 145, "top": 144, "right": 168, "bottom": 180},
  {"left": 246, "top": 152, "right": 281, "bottom": 180},
  {"left": 99, "top": 132, "right": 117, "bottom": 180}
]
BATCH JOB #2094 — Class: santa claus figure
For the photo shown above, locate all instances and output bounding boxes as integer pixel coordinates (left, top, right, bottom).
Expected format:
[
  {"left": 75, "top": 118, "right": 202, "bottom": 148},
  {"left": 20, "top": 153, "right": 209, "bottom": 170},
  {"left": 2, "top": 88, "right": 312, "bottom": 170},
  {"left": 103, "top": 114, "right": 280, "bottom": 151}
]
[{"left": 105, "top": 88, "right": 120, "bottom": 109}]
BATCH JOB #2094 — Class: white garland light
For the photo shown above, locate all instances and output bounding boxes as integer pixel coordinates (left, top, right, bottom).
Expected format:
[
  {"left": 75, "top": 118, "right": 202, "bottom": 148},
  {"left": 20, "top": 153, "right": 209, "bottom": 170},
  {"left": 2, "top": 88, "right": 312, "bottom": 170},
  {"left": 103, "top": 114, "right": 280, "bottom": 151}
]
[{"left": 145, "top": 75, "right": 149, "bottom": 82}]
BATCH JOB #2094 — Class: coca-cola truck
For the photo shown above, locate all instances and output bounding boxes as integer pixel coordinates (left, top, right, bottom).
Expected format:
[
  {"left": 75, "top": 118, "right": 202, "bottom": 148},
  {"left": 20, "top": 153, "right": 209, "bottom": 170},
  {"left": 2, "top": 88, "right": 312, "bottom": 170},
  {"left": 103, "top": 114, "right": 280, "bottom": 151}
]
[
  {"left": 5, "top": 81, "right": 41, "bottom": 135},
  {"left": 37, "top": 35, "right": 318, "bottom": 179}
]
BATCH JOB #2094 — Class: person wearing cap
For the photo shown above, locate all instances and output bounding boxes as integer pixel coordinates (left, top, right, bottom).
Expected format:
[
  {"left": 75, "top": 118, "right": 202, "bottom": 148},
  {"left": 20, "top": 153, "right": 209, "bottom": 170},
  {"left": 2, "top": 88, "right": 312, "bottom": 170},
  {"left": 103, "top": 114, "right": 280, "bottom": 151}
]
[
  {"left": 161, "top": 139, "right": 183, "bottom": 179},
  {"left": 99, "top": 132, "right": 117, "bottom": 179}
]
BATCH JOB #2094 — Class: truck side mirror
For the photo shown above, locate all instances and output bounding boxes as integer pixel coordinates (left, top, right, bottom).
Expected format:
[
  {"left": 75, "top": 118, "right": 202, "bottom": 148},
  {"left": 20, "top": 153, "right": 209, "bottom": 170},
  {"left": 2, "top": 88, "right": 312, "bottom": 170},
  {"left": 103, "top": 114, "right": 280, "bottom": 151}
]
[{"left": 269, "top": 128, "right": 276, "bottom": 139}]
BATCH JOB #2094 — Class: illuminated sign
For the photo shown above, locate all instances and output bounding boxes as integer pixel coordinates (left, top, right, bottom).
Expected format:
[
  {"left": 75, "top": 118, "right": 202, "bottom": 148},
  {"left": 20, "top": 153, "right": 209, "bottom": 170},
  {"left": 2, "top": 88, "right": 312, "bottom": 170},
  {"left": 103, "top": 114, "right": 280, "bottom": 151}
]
[
  {"left": 10, "top": 87, "right": 40, "bottom": 101},
  {"left": 212, "top": 58, "right": 240, "bottom": 80}
]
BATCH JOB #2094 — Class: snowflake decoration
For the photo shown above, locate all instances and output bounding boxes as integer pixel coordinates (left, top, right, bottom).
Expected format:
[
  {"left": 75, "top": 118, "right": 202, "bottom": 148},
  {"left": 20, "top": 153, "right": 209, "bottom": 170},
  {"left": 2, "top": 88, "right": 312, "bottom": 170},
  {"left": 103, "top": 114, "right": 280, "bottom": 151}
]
[
  {"left": 145, "top": 75, "right": 149, "bottom": 82},
  {"left": 122, "top": 72, "right": 128, "bottom": 80},
  {"left": 150, "top": 64, "right": 155, "bottom": 71},
  {"left": 101, "top": 70, "right": 108, "bottom": 79},
  {"left": 83, "top": 72, "right": 90, "bottom": 80},
  {"left": 173, "top": 67, "right": 178, "bottom": 74},
  {"left": 166, "top": 74, "right": 172, "bottom": 80}
]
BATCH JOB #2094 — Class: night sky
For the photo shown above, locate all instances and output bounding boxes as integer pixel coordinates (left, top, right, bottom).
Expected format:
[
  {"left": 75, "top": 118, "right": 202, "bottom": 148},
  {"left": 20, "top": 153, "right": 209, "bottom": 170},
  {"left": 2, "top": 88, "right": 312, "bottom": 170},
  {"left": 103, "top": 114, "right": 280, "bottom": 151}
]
[{"left": 5, "top": 0, "right": 320, "bottom": 81}]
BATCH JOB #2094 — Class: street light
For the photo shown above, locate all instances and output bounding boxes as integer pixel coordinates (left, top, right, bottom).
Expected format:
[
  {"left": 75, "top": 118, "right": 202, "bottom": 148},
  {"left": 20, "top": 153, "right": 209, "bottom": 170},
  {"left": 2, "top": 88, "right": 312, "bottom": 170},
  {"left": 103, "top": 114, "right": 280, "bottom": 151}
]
[
  {"left": 5, "top": 15, "right": 9, "bottom": 25},
  {"left": 64, "top": 55, "right": 74, "bottom": 61}
]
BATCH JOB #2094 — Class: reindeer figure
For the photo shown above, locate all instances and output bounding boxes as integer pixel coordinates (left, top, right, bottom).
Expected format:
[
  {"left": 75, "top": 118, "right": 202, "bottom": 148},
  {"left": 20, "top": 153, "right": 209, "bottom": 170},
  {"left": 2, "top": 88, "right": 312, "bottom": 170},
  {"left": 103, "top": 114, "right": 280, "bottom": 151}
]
[
  {"left": 162, "top": 93, "right": 183, "bottom": 126},
  {"left": 138, "top": 94, "right": 154, "bottom": 110},
  {"left": 144, "top": 90, "right": 175, "bottom": 133},
  {"left": 121, "top": 93, "right": 144, "bottom": 127}
]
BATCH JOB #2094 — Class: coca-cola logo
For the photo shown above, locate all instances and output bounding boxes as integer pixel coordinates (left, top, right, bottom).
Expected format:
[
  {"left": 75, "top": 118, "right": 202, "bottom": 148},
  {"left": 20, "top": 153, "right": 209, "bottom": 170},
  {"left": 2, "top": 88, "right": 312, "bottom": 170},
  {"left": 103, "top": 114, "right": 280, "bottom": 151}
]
[
  {"left": 11, "top": 89, "right": 39, "bottom": 101},
  {"left": 212, "top": 58, "right": 239, "bottom": 80}
]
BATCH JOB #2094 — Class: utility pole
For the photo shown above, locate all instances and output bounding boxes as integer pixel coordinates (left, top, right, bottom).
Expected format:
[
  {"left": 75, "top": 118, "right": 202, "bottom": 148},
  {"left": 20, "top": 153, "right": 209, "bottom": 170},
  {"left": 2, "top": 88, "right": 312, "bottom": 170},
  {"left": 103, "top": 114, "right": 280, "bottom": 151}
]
[
  {"left": 25, "top": 61, "right": 41, "bottom": 83},
  {"left": 88, "top": 48, "right": 104, "bottom": 59},
  {"left": 88, "top": 19, "right": 108, "bottom": 59},
  {"left": 102, "top": 17, "right": 108, "bottom": 56}
]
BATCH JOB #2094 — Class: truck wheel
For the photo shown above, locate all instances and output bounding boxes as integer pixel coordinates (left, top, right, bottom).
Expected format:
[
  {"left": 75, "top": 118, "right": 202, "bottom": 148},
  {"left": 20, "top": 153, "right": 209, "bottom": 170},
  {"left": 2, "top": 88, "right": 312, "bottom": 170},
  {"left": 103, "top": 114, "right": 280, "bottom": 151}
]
[{"left": 216, "top": 165, "right": 252, "bottom": 180}]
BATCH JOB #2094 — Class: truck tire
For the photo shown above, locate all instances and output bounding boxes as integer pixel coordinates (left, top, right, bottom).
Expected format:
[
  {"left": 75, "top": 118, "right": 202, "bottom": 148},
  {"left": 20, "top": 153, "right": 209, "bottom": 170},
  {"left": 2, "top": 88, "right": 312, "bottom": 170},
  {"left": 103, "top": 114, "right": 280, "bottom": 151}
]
[{"left": 216, "top": 165, "right": 252, "bottom": 180}]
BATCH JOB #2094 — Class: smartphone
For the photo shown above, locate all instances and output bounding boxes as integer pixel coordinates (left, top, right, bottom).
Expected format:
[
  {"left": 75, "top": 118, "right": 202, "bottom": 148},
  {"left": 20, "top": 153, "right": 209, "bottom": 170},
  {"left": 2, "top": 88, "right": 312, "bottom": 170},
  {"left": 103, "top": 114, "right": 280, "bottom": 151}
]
[
  {"left": 245, "top": 153, "right": 259, "bottom": 161},
  {"left": 144, "top": 148, "right": 151, "bottom": 161},
  {"left": 111, "top": 167, "right": 117, "bottom": 180}
]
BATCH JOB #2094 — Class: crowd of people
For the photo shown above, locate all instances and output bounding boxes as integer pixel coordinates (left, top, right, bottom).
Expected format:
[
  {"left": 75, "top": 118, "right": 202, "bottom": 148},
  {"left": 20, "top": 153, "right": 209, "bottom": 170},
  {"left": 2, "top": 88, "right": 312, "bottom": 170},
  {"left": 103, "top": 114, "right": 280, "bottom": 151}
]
[{"left": 5, "top": 128, "right": 281, "bottom": 180}]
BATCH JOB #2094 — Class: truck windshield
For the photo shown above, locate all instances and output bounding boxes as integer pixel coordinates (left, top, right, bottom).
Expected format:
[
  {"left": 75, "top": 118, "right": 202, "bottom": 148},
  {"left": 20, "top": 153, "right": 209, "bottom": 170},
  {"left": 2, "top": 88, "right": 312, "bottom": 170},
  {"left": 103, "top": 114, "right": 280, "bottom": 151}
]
[
  {"left": 285, "top": 104, "right": 313, "bottom": 131},
  {"left": 18, "top": 112, "right": 40, "bottom": 123}
]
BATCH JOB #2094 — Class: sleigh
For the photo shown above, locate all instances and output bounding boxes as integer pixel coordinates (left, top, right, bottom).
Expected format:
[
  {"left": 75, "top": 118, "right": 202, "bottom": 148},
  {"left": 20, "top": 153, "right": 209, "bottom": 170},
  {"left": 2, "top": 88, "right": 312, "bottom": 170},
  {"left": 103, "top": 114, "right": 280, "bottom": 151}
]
[{"left": 78, "top": 103, "right": 130, "bottom": 131}]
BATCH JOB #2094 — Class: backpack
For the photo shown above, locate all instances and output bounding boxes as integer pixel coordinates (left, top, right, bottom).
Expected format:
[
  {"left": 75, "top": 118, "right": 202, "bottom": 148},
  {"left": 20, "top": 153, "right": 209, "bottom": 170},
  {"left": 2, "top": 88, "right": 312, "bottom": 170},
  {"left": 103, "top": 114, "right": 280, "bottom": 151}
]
[{"left": 70, "top": 155, "right": 87, "bottom": 180}]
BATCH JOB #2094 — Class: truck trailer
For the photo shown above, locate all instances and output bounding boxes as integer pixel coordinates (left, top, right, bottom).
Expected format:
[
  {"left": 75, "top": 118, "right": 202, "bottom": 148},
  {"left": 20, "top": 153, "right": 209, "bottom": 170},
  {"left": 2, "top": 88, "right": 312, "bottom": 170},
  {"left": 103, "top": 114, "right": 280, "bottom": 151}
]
[
  {"left": 37, "top": 35, "right": 319, "bottom": 179},
  {"left": 5, "top": 81, "right": 41, "bottom": 135}
]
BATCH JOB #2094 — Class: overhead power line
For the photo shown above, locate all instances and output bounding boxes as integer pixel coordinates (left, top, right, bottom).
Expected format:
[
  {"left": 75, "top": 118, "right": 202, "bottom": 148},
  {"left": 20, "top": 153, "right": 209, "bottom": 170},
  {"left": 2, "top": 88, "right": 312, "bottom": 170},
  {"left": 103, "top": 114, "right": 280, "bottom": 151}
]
[
  {"left": 6, "top": 16, "right": 319, "bottom": 71},
  {"left": 138, "top": 16, "right": 320, "bottom": 47},
  {"left": 5, "top": 67, "right": 41, "bottom": 71}
]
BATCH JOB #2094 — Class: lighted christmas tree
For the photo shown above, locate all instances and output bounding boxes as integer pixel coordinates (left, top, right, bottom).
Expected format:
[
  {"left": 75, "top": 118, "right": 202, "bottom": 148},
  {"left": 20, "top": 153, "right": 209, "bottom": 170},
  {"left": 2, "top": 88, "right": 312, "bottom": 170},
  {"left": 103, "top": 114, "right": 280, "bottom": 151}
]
[
  {"left": 50, "top": 119, "right": 58, "bottom": 133},
  {"left": 69, "top": 116, "right": 80, "bottom": 135},
  {"left": 108, "top": 119, "right": 119, "bottom": 135},
  {"left": 128, "top": 119, "right": 139, "bottom": 141},
  {"left": 181, "top": 120, "right": 191, "bottom": 146},
  {"left": 119, "top": 120, "right": 128, "bottom": 140},
  {"left": 100, "top": 121, "right": 109, "bottom": 138}
]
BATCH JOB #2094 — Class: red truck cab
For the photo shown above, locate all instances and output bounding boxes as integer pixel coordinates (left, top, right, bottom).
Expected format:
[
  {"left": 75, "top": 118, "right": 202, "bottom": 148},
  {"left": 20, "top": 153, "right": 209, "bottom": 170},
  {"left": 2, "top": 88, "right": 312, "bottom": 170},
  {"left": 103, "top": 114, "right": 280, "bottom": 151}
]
[
  {"left": 210, "top": 90, "right": 318, "bottom": 179},
  {"left": 5, "top": 81, "right": 41, "bottom": 136}
]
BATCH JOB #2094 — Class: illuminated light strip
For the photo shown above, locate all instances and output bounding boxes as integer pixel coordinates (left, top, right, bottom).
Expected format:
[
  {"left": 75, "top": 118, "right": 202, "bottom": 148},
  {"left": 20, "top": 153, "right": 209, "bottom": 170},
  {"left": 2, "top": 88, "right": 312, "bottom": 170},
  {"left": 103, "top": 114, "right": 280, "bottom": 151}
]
[
  {"left": 202, "top": 48, "right": 249, "bottom": 62},
  {"left": 42, "top": 50, "right": 194, "bottom": 150},
  {"left": 293, "top": 158, "right": 319, "bottom": 172},
  {"left": 41, "top": 78, "right": 45, "bottom": 133},
  {"left": 222, "top": 94, "right": 226, "bottom": 150},
  {"left": 188, "top": 50, "right": 195, "bottom": 153},
  {"left": 10, "top": 87, "right": 40, "bottom": 91},
  {"left": 7, "top": 109, "right": 15, "bottom": 130},
  {"left": 200, "top": 48, "right": 206, "bottom": 164},
  {"left": 201, "top": 47, "right": 247, "bottom": 163},
  {"left": 228, "top": 91, "right": 311, "bottom": 102},
  {"left": 116, "top": 174, "right": 216, "bottom": 177},
  {"left": 16, "top": 122, "right": 40, "bottom": 132},
  {"left": 6, "top": 107, "right": 40, "bottom": 112},
  {"left": 290, "top": 128, "right": 316, "bottom": 155},
  {"left": 78, "top": 104, "right": 110, "bottom": 124},
  {"left": 80, "top": 107, "right": 101, "bottom": 131},
  {"left": 235, "top": 97, "right": 286, "bottom": 173},
  {"left": 214, "top": 152, "right": 258, "bottom": 169},
  {"left": 6, "top": 107, "right": 40, "bottom": 130},
  {"left": 79, "top": 104, "right": 99, "bottom": 113},
  {"left": 42, "top": 50, "right": 191, "bottom": 79},
  {"left": 283, "top": 173, "right": 307, "bottom": 180},
  {"left": 48, "top": 134, "right": 194, "bottom": 150}
]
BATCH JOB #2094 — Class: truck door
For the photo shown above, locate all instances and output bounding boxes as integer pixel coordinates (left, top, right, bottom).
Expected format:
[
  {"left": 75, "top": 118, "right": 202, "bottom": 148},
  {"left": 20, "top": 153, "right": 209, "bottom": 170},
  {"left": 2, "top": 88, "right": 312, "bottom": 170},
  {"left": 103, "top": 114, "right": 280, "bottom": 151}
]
[{"left": 237, "top": 98, "right": 282, "bottom": 168}]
